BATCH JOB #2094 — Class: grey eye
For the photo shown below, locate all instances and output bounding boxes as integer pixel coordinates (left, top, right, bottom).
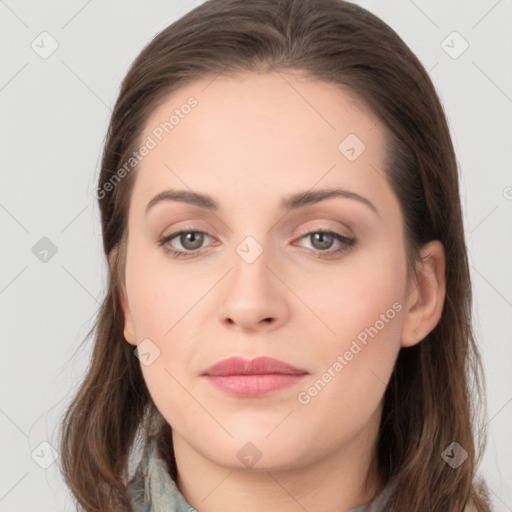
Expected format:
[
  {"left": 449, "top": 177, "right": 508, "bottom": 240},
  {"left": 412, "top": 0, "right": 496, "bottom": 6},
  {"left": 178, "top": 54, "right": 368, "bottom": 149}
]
[
  {"left": 177, "top": 231, "right": 205, "bottom": 251},
  {"left": 308, "top": 232, "right": 335, "bottom": 250}
]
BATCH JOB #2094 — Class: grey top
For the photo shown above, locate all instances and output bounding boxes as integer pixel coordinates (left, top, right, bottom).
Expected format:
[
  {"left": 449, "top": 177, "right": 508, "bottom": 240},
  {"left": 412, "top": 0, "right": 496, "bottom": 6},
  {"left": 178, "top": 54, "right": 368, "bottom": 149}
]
[{"left": 126, "top": 438, "right": 398, "bottom": 512}]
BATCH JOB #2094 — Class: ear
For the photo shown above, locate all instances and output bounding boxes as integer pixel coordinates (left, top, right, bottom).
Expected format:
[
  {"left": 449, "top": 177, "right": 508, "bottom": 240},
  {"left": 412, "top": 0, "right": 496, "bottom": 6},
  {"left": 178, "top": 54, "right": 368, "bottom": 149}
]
[
  {"left": 401, "top": 240, "right": 446, "bottom": 348},
  {"left": 109, "top": 247, "right": 137, "bottom": 346}
]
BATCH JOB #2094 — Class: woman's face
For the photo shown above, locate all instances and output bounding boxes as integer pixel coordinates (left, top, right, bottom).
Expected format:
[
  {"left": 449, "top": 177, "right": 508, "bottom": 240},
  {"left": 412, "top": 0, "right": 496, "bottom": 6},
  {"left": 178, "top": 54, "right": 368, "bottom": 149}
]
[{"left": 119, "top": 70, "right": 412, "bottom": 472}]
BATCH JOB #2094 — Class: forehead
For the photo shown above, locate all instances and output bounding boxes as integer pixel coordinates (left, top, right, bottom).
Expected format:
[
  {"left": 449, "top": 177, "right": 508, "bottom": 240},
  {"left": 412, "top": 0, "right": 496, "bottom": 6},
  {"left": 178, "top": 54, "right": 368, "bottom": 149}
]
[{"left": 130, "top": 70, "right": 393, "bottom": 217}]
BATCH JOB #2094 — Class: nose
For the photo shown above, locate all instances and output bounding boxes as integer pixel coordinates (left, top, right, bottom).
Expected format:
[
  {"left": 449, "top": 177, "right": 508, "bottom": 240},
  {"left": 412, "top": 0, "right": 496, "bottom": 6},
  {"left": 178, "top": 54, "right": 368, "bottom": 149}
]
[{"left": 217, "top": 244, "right": 290, "bottom": 333}]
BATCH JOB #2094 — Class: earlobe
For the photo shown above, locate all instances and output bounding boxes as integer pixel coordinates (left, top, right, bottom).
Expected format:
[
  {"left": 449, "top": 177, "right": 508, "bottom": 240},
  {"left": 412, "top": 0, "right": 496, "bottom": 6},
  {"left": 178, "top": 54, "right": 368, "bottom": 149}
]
[
  {"left": 401, "top": 240, "right": 446, "bottom": 348},
  {"left": 109, "top": 247, "right": 137, "bottom": 346}
]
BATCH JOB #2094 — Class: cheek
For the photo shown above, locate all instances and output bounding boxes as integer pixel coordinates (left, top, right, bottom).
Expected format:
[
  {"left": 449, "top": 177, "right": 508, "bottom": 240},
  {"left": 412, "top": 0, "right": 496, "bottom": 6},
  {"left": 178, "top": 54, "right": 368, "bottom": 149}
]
[
  {"left": 126, "top": 261, "right": 201, "bottom": 423},
  {"left": 296, "top": 249, "right": 406, "bottom": 349},
  {"left": 294, "top": 309, "right": 402, "bottom": 451},
  {"left": 124, "top": 249, "right": 202, "bottom": 399},
  {"left": 293, "top": 253, "right": 405, "bottom": 413},
  {"left": 124, "top": 246, "right": 199, "bottom": 338}
]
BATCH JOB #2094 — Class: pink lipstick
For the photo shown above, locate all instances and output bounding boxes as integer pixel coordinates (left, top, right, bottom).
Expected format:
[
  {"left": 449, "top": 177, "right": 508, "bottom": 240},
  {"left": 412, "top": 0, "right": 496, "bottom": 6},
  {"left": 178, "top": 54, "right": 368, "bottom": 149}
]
[{"left": 202, "top": 356, "right": 308, "bottom": 397}]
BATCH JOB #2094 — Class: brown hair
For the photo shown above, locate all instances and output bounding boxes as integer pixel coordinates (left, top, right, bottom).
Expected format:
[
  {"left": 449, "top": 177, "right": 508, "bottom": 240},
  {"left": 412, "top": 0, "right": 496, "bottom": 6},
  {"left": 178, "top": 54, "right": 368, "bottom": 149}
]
[{"left": 59, "top": 0, "right": 491, "bottom": 510}]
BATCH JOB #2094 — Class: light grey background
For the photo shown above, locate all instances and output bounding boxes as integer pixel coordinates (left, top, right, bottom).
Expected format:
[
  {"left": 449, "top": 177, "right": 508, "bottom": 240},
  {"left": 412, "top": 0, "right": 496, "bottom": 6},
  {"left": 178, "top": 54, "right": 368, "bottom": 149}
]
[{"left": 1, "top": 0, "right": 511, "bottom": 510}]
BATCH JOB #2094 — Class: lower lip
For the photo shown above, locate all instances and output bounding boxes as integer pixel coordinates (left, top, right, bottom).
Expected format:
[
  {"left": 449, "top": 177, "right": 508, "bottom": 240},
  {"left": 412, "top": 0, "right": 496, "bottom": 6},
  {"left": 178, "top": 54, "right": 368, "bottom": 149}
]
[{"left": 204, "top": 374, "right": 307, "bottom": 397}]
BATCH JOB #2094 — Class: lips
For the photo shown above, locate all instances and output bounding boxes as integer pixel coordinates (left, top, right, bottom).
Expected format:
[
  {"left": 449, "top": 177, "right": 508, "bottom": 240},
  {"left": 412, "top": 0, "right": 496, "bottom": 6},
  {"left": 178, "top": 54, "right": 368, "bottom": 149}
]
[
  {"left": 202, "top": 356, "right": 308, "bottom": 376},
  {"left": 202, "top": 356, "right": 308, "bottom": 397}
]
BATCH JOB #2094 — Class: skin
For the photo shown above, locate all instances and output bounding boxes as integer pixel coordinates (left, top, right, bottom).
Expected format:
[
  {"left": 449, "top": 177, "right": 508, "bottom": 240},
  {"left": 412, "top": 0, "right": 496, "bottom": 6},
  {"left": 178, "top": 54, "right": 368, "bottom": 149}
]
[{"left": 114, "top": 69, "right": 446, "bottom": 512}]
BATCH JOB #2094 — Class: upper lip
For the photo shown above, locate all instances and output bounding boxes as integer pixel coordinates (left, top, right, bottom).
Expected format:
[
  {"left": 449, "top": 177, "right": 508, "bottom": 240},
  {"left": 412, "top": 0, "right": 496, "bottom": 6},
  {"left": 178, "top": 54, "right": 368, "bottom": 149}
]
[{"left": 202, "top": 356, "right": 308, "bottom": 376}]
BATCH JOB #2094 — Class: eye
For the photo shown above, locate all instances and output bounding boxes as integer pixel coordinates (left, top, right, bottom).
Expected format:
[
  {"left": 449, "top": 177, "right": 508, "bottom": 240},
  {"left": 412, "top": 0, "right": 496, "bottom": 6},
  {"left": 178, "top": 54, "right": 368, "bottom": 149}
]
[
  {"left": 294, "top": 229, "right": 356, "bottom": 258},
  {"left": 158, "top": 229, "right": 214, "bottom": 258}
]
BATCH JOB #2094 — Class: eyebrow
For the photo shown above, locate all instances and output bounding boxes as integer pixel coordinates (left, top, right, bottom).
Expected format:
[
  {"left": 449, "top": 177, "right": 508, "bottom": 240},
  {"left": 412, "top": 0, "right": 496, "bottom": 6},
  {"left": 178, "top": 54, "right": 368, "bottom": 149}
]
[{"left": 145, "top": 187, "right": 379, "bottom": 216}]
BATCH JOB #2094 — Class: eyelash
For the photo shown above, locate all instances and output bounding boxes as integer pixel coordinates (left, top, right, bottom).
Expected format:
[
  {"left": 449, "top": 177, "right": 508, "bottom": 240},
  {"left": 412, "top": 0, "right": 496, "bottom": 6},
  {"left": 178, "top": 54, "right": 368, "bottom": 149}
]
[{"left": 157, "top": 227, "right": 356, "bottom": 260}]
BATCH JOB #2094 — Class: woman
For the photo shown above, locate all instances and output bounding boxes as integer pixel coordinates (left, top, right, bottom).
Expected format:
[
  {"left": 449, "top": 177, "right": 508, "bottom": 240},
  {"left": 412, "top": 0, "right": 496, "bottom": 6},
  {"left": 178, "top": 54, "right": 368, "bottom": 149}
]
[{"left": 59, "top": 0, "right": 491, "bottom": 510}]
